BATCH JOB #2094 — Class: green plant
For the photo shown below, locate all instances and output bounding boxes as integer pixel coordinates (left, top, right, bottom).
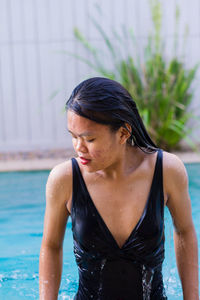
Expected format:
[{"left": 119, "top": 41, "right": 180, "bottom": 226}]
[{"left": 70, "top": 0, "right": 199, "bottom": 151}]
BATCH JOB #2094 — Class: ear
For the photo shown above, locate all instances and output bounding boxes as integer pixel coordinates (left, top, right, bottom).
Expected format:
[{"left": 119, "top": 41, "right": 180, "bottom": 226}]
[{"left": 118, "top": 123, "right": 132, "bottom": 145}]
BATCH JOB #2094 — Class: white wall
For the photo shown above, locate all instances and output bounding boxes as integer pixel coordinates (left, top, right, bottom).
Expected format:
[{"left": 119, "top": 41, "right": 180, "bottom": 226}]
[{"left": 0, "top": 0, "right": 199, "bottom": 152}]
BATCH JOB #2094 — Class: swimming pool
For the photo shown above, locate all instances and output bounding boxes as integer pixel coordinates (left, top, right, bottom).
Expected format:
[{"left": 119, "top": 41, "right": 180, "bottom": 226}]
[{"left": 0, "top": 163, "right": 199, "bottom": 299}]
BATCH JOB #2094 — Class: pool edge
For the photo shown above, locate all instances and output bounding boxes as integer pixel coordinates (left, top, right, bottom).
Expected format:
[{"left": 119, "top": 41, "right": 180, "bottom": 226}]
[{"left": 0, "top": 151, "right": 200, "bottom": 172}]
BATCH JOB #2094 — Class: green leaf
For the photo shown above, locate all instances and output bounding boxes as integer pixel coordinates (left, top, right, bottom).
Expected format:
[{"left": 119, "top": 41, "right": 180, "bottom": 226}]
[{"left": 66, "top": 1, "right": 199, "bottom": 151}]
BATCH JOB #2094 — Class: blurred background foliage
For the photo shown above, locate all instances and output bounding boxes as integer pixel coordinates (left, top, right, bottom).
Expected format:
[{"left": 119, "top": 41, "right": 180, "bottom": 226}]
[{"left": 69, "top": 0, "right": 199, "bottom": 152}]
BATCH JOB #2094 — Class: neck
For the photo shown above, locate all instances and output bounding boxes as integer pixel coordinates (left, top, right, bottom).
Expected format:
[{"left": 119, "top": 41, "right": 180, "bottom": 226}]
[{"left": 96, "top": 145, "right": 146, "bottom": 180}]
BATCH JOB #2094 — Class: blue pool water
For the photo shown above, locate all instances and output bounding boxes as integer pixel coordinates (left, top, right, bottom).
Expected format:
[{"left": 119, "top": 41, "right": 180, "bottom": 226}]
[{"left": 0, "top": 163, "right": 199, "bottom": 299}]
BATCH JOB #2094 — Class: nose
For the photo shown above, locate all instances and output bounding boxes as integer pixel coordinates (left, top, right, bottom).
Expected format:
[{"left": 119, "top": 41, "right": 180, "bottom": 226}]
[{"left": 75, "top": 138, "right": 87, "bottom": 153}]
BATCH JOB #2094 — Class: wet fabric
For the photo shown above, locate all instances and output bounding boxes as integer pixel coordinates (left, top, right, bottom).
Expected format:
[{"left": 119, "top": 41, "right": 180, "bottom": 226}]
[{"left": 70, "top": 148, "right": 167, "bottom": 299}]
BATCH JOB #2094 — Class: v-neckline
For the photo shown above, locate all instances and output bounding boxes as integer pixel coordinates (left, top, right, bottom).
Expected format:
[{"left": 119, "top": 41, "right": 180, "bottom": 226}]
[{"left": 74, "top": 149, "right": 160, "bottom": 250}]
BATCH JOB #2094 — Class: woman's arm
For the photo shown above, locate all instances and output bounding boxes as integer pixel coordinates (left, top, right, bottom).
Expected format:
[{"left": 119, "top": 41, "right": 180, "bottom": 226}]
[
  {"left": 39, "top": 246, "right": 64, "bottom": 300},
  {"left": 39, "top": 161, "right": 72, "bottom": 300},
  {"left": 173, "top": 223, "right": 198, "bottom": 300},
  {"left": 165, "top": 153, "right": 199, "bottom": 300}
]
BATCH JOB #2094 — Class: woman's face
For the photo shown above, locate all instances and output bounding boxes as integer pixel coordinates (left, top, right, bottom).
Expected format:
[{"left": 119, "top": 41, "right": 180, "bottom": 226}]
[{"left": 67, "top": 110, "right": 127, "bottom": 172}]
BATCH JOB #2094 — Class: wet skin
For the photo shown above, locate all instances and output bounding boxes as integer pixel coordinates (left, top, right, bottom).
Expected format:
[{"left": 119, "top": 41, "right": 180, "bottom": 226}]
[
  {"left": 39, "top": 110, "right": 198, "bottom": 299},
  {"left": 67, "top": 110, "right": 168, "bottom": 248}
]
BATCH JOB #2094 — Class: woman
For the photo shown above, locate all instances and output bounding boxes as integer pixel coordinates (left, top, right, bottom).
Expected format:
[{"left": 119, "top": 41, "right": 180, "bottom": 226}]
[{"left": 39, "top": 77, "right": 199, "bottom": 299}]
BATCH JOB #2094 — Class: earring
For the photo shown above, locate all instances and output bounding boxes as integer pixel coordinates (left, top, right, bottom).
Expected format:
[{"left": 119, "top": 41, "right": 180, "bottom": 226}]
[{"left": 131, "top": 137, "right": 135, "bottom": 146}]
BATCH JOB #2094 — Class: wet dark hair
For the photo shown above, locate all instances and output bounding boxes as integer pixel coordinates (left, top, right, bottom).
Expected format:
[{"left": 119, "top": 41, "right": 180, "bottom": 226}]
[{"left": 65, "top": 77, "right": 158, "bottom": 154}]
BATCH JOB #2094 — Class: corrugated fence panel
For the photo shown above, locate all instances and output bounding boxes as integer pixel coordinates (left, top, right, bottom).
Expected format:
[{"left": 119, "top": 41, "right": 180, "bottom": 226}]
[{"left": 0, "top": 0, "right": 199, "bottom": 152}]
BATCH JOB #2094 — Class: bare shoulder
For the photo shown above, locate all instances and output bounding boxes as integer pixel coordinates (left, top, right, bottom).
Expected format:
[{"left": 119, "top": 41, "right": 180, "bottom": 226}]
[
  {"left": 162, "top": 150, "right": 188, "bottom": 180},
  {"left": 46, "top": 159, "right": 73, "bottom": 207},
  {"left": 161, "top": 150, "right": 195, "bottom": 233},
  {"left": 48, "top": 159, "right": 73, "bottom": 183},
  {"left": 162, "top": 150, "right": 189, "bottom": 204}
]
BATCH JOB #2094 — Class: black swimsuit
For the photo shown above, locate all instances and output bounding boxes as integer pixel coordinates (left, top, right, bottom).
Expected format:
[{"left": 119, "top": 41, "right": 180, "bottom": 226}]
[{"left": 70, "top": 148, "right": 167, "bottom": 299}]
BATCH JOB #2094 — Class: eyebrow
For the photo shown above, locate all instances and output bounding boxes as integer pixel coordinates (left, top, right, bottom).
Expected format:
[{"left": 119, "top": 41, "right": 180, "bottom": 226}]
[{"left": 68, "top": 129, "right": 94, "bottom": 137}]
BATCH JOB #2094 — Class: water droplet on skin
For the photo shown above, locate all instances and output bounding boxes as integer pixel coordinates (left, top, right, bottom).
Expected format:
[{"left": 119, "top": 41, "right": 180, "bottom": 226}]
[
  {"left": 43, "top": 280, "right": 48, "bottom": 284},
  {"left": 40, "top": 278, "right": 49, "bottom": 285}
]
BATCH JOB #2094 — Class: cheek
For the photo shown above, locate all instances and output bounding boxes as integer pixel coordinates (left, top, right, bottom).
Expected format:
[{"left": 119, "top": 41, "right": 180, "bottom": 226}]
[
  {"left": 90, "top": 133, "right": 118, "bottom": 159},
  {"left": 92, "top": 149, "right": 104, "bottom": 159},
  {"left": 92, "top": 143, "right": 115, "bottom": 159}
]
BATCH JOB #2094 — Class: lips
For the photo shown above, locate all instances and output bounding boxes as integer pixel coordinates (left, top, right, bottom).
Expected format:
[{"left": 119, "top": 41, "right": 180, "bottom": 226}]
[{"left": 79, "top": 157, "right": 91, "bottom": 165}]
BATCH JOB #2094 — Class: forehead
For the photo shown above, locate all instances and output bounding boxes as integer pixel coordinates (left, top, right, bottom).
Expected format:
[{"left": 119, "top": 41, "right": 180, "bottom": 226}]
[{"left": 67, "top": 110, "right": 108, "bottom": 133}]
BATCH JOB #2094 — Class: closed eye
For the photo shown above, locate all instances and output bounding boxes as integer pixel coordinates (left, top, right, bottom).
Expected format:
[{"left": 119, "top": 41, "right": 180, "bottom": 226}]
[{"left": 87, "top": 139, "right": 95, "bottom": 143}]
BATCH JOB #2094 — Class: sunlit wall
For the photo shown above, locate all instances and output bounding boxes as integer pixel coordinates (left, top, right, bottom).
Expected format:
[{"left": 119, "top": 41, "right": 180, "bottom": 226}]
[{"left": 0, "top": 0, "right": 199, "bottom": 152}]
